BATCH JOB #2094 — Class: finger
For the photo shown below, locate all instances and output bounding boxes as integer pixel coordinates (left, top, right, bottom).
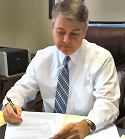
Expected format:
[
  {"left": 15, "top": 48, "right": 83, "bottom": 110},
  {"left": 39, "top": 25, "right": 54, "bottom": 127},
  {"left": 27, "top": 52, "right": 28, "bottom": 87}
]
[
  {"left": 56, "top": 123, "right": 73, "bottom": 136},
  {"left": 15, "top": 106, "right": 23, "bottom": 121},
  {"left": 3, "top": 108, "right": 22, "bottom": 124},
  {"left": 66, "top": 134, "right": 80, "bottom": 139},
  {"left": 15, "top": 105, "right": 22, "bottom": 116},
  {"left": 6, "top": 104, "right": 22, "bottom": 119},
  {"left": 3, "top": 104, "right": 23, "bottom": 124},
  {"left": 55, "top": 123, "right": 78, "bottom": 138},
  {"left": 56, "top": 131, "right": 79, "bottom": 139},
  {"left": 5, "top": 113, "right": 22, "bottom": 124}
]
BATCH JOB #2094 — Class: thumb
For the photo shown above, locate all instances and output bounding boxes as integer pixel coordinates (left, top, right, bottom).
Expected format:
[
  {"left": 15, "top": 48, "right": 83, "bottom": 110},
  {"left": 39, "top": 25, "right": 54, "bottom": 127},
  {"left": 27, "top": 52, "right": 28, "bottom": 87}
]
[{"left": 16, "top": 106, "right": 22, "bottom": 116}]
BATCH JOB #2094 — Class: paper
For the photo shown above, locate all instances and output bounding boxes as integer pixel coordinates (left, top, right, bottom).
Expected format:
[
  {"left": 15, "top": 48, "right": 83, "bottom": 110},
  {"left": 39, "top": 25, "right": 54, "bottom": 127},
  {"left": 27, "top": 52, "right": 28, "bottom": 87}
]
[
  {"left": 4, "top": 111, "right": 65, "bottom": 139},
  {"left": 5, "top": 111, "right": 120, "bottom": 139},
  {"left": 0, "top": 111, "right": 6, "bottom": 127},
  {"left": 121, "top": 135, "right": 125, "bottom": 139},
  {"left": 62, "top": 114, "right": 85, "bottom": 128},
  {"left": 85, "top": 124, "right": 120, "bottom": 139}
]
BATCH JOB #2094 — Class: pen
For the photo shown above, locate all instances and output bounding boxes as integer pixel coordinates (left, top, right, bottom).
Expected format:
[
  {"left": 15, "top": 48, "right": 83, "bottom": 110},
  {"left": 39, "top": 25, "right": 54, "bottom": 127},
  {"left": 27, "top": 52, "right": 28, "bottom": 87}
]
[{"left": 6, "top": 96, "right": 23, "bottom": 121}]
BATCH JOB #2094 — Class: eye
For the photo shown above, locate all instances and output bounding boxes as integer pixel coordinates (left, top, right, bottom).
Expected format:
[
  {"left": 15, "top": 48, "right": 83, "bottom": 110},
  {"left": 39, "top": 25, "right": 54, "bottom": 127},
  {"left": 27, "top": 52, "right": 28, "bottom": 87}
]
[
  {"left": 73, "top": 33, "right": 78, "bottom": 36},
  {"left": 71, "top": 33, "right": 79, "bottom": 36},
  {"left": 57, "top": 31, "right": 65, "bottom": 35}
]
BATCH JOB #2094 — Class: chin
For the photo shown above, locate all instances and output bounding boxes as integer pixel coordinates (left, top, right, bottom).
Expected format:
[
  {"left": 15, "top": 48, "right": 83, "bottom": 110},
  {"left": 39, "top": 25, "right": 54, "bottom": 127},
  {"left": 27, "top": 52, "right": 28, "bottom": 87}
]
[
  {"left": 61, "top": 50, "right": 73, "bottom": 56},
  {"left": 57, "top": 46, "right": 74, "bottom": 55}
]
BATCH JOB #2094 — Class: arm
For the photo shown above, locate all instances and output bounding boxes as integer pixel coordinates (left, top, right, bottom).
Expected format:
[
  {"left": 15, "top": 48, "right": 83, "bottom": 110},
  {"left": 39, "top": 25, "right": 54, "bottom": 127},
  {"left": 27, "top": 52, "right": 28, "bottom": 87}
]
[
  {"left": 2, "top": 56, "right": 39, "bottom": 124},
  {"left": 53, "top": 53, "right": 120, "bottom": 138},
  {"left": 2, "top": 57, "right": 39, "bottom": 108},
  {"left": 86, "top": 55, "right": 120, "bottom": 130}
]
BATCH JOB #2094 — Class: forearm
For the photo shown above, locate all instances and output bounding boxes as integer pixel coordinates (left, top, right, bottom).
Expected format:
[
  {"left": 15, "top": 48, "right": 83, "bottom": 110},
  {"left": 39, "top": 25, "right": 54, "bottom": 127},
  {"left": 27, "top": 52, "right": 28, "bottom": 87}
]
[
  {"left": 2, "top": 88, "right": 25, "bottom": 108},
  {"left": 85, "top": 99, "right": 119, "bottom": 130}
]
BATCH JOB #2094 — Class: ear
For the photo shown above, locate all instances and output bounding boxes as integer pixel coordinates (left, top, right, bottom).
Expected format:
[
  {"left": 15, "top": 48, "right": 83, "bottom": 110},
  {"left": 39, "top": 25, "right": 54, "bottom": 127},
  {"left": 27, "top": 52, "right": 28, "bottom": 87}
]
[
  {"left": 83, "top": 31, "right": 87, "bottom": 39},
  {"left": 52, "top": 23, "right": 55, "bottom": 34},
  {"left": 52, "top": 27, "right": 54, "bottom": 35}
]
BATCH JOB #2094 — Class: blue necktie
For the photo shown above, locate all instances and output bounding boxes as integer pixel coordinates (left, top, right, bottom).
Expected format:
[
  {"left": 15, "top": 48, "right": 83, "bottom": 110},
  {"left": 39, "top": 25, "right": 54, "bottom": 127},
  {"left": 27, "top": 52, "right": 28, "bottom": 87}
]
[{"left": 54, "top": 56, "right": 71, "bottom": 114}]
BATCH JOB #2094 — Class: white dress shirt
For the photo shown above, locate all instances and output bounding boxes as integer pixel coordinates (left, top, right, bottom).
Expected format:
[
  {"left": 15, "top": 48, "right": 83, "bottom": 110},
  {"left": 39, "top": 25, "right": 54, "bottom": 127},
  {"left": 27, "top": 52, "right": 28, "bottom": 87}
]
[{"left": 3, "top": 39, "right": 120, "bottom": 130}]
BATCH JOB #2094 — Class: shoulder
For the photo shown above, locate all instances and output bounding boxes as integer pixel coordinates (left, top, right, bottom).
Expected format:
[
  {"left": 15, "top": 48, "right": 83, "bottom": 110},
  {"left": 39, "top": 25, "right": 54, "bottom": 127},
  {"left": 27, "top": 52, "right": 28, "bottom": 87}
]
[
  {"left": 36, "top": 46, "right": 58, "bottom": 58},
  {"left": 83, "top": 39, "right": 112, "bottom": 60},
  {"left": 31, "top": 45, "right": 59, "bottom": 66},
  {"left": 82, "top": 39, "right": 115, "bottom": 72}
]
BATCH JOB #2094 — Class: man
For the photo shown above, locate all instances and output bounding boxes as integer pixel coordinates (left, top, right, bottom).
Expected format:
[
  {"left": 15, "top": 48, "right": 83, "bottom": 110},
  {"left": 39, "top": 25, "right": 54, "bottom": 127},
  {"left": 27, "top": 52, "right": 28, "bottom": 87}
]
[{"left": 2, "top": 0, "right": 120, "bottom": 138}]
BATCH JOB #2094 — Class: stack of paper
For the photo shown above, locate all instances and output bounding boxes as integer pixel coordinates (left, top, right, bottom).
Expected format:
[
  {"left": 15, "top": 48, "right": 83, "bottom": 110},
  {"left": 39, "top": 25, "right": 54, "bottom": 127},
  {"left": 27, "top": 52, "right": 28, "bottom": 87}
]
[
  {"left": 4, "top": 111, "right": 120, "bottom": 139},
  {"left": 0, "top": 111, "right": 6, "bottom": 127}
]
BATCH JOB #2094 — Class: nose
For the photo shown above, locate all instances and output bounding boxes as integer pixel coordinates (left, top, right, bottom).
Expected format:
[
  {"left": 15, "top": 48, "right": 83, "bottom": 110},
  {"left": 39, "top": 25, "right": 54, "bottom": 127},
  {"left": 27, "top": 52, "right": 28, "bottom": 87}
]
[{"left": 63, "top": 34, "right": 71, "bottom": 44}]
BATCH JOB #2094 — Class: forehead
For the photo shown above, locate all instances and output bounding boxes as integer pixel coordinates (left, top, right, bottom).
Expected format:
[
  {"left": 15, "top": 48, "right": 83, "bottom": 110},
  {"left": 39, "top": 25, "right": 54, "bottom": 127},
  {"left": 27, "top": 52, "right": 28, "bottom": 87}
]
[{"left": 54, "top": 15, "right": 84, "bottom": 31}]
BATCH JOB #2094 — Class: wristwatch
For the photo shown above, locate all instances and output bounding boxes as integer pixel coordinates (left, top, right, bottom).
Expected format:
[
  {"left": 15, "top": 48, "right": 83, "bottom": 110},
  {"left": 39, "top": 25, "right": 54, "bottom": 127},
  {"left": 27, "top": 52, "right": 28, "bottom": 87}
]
[{"left": 83, "top": 119, "right": 96, "bottom": 132}]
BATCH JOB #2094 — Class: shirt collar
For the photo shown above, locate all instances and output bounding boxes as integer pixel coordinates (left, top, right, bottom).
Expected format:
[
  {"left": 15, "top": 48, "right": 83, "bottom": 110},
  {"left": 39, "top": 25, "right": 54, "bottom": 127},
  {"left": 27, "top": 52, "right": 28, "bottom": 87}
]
[{"left": 59, "top": 51, "right": 65, "bottom": 66}]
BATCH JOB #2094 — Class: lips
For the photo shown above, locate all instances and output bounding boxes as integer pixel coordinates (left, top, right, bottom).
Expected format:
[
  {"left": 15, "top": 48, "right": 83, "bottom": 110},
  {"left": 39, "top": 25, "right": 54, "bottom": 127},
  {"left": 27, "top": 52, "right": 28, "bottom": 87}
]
[{"left": 63, "top": 45, "right": 70, "bottom": 48}]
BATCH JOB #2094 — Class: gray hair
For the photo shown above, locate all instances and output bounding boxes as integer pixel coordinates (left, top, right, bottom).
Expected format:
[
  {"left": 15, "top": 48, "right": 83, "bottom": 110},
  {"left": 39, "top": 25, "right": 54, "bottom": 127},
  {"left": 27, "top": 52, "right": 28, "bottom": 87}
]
[{"left": 52, "top": 0, "right": 89, "bottom": 30}]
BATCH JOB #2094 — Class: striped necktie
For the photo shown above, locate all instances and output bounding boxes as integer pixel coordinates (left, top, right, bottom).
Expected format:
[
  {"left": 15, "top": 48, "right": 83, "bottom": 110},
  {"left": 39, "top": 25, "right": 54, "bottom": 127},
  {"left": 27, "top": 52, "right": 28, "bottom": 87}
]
[{"left": 54, "top": 56, "right": 71, "bottom": 114}]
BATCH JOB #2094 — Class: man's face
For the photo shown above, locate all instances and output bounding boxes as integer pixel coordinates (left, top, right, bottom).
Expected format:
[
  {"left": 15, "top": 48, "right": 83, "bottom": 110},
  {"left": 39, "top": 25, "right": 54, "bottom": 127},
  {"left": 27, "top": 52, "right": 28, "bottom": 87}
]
[{"left": 52, "top": 15, "right": 87, "bottom": 56}]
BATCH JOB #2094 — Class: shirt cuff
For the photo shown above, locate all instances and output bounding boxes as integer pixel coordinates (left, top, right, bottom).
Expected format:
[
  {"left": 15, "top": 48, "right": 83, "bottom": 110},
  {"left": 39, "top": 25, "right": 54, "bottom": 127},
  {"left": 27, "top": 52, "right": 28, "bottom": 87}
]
[{"left": 85, "top": 114, "right": 105, "bottom": 131}]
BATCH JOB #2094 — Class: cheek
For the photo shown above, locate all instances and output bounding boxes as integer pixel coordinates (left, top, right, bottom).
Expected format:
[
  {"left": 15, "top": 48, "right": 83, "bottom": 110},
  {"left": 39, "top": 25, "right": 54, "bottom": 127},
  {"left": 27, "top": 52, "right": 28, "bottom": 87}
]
[
  {"left": 54, "top": 36, "right": 63, "bottom": 46},
  {"left": 72, "top": 39, "right": 83, "bottom": 50}
]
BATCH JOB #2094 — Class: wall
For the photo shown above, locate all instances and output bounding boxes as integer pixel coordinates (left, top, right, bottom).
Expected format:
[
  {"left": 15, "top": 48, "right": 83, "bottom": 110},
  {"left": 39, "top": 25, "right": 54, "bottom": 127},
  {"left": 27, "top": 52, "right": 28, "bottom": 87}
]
[
  {"left": 0, "top": 0, "right": 54, "bottom": 54},
  {"left": 16, "top": 0, "right": 54, "bottom": 53},
  {"left": 85, "top": 0, "right": 125, "bottom": 21},
  {"left": 0, "top": 0, "right": 125, "bottom": 54},
  {"left": 0, "top": 0, "right": 17, "bottom": 47}
]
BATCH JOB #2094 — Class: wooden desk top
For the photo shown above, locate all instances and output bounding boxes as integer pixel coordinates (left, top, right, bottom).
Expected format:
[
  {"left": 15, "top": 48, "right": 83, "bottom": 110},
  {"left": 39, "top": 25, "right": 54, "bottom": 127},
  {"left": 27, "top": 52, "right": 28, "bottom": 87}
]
[{"left": 0, "top": 73, "right": 24, "bottom": 80}]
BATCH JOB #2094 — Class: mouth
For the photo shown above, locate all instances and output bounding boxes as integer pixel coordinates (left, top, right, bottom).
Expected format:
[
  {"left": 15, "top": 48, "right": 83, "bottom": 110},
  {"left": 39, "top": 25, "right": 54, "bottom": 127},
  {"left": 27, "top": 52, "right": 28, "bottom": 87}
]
[{"left": 63, "top": 45, "right": 70, "bottom": 48}]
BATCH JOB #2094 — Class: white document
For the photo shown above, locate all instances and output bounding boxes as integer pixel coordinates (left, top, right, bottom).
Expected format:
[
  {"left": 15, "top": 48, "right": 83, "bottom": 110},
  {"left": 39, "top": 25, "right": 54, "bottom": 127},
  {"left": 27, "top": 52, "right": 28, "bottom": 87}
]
[
  {"left": 121, "top": 135, "right": 125, "bottom": 139},
  {"left": 4, "top": 111, "right": 65, "bottom": 139},
  {"left": 85, "top": 124, "right": 120, "bottom": 139},
  {"left": 5, "top": 111, "right": 120, "bottom": 139}
]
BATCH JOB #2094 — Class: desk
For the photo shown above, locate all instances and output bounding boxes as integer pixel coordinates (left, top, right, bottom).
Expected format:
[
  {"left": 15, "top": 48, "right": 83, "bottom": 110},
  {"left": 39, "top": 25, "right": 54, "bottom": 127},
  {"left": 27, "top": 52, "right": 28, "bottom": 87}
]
[
  {"left": 118, "top": 128, "right": 125, "bottom": 137},
  {"left": 0, "top": 124, "right": 6, "bottom": 139},
  {"left": 0, "top": 111, "right": 125, "bottom": 139},
  {"left": 0, "top": 74, "right": 24, "bottom": 103},
  {"left": 0, "top": 110, "right": 6, "bottom": 139},
  {"left": 1, "top": 124, "right": 124, "bottom": 139}
]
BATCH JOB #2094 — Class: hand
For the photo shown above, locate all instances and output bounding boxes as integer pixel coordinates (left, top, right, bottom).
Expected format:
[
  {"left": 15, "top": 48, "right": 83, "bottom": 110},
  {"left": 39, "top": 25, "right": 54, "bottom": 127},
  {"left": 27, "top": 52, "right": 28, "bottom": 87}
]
[
  {"left": 54, "top": 120, "right": 90, "bottom": 139},
  {"left": 2, "top": 103, "right": 23, "bottom": 124}
]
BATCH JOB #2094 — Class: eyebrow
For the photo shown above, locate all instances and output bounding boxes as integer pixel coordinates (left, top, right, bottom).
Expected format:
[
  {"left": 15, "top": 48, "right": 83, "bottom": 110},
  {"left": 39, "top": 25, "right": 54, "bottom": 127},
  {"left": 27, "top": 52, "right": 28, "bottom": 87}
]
[
  {"left": 72, "top": 28, "right": 80, "bottom": 31},
  {"left": 56, "top": 27, "right": 65, "bottom": 30},
  {"left": 57, "top": 27, "right": 81, "bottom": 31}
]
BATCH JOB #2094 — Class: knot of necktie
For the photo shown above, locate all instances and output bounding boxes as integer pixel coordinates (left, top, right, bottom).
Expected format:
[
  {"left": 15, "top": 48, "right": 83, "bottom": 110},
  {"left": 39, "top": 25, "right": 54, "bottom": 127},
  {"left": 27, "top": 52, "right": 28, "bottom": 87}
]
[{"left": 63, "top": 56, "right": 71, "bottom": 65}]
